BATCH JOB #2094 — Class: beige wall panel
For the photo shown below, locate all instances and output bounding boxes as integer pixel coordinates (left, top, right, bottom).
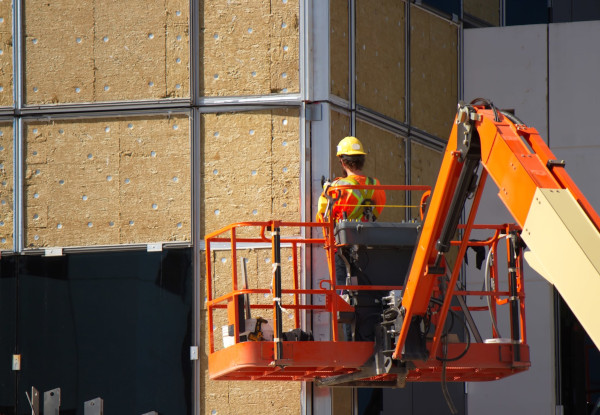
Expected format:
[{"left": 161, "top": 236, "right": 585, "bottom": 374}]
[
  {"left": 201, "top": 108, "right": 301, "bottom": 415},
  {"left": 202, "top": 1, "right": 271, "bottom": 96},
  {"left": 24, "top": 116, "right": 190, "bottom": 248},
  {"left": 0, "top": 1, "right": 13, "bottom": 107},
  {"left": 329, "top": 109, "right": 351, "bottom": 178},
  {"left": 410, "top": 6, "right": 458, "bottom": 139},
  {"left": 202, "top": 109, "right": 300, "bottom": 238},
  {"left": 166, "top": 0, "right": 189, "bottom": 25},
  {"left": 269, "top": 0, "right": 300, "bottom": 93},
  {"left": 332, "top": 389, "right": 353, "bottom": 415},
  {"left": 356, "top": 120, "right": 406, "bottom": 222},
  {"left": 410, "top": 141, "right": 442, "bottom": 218},
  {"left": 0, "top": 1, "right": 11, "bottom": 29},
  {"left": 166, "top": 0, "right": 191, "bottom": 98},
  {"left": 201, "top": 0, "right": 299, "bottom": 96},
  {"left": 94, "top": 1, "right": 167, "bottom": 101},
  {"left": 167, "top": 24, "right": 190, "bottom": 98},
  {"left": 465, "top": 0, "right": 500, "bottom": 26},
  {"left": 271, "top": 108, "right": 300, "bottom": 220},
  {"left": 0, "top": 123, "right": 13, "bottom": 249},
  {"left": 330, "top": 0, "right": 349, "bottom": 100},
  {"left": 202, "top": 111, "right": 272, "bottom": 236},
  {"left": 202, "top": 246, "right": 301, "bottom": 414},
  {"left": 356, "top": 0, "right": 405, "bottom": 121},
  {"left": 25, "top": 0, "right": 190, "bottom": 104},
  {"left": 24, "top": 0, "right": 95, "bottom": 104}
]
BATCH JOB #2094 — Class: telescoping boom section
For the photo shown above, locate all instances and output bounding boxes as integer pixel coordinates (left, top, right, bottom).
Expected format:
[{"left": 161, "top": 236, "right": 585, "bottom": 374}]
[
  {"left": 394, "top": 101, "right": 600, "bottom": 363},
  {"left": 205, "top": 101, "right": 600, "bottom": 386}
]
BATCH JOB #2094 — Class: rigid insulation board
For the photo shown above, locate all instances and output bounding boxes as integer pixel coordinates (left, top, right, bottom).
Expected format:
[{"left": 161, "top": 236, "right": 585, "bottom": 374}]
[
  {"left": 204, "top": 247, "right": 301, "bottom": 351},
  {"left": 410, "top": 141, "right": 441, "bottom": 218},
  {"left": 0, "top": 123, "right": 13, "bottom": 250},
  {"left": 356, "top": 0, "right": 405, "bottom": 122},
  {"left": 24, "top": 115, "right": 191, "bottom": 248},
  {"left": 355, "top": 119, "right": 406, "bottom": 223},
  {"left": 328, "top": 108, "right": 351, "bottom": 177},
  {"left": 201, "top": 112, "right": 302, "bottom": 415},
  {"left": 24, "top": 0, "right": 190, "bottom": 104},
  {"left": 202, "top": 247, "right": 302, "bottom": 414},
  {"left": 201, "top": 0, "right": 299, "bottom": 96},
  {"left": 0, "top": 1, "right": 12, "bottom": 107},
  {"left": 464, "top": 0, "right": 500, "bottom": 26},
  {"left": 330, "top": 0, "right": 349, "bottom": 101},
  {"left": 409, "top": 5, "right": 458, "bottom": 139},
  {"left": 201, "top": 108, "right": 300, "bottom": 238}
]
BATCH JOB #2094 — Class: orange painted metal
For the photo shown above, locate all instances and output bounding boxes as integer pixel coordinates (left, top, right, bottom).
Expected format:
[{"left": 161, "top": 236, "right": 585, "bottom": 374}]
[
  {"left": 392, "top": 106, "right": 542, "bottom": 361},
  {"left": 208, "top": 339, "right": 530, "bottom": 382},
  {"left": 206, "top": 211, "right": 530, "bottom": 383}
]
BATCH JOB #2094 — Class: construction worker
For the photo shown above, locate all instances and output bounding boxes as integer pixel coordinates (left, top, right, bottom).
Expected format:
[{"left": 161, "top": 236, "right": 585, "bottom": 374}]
[
  {"left": 316, "top": 136, "right": 386, "bottom": 341},
  {"left": 316, "top": 136, "right": 386, "bottom": 223}
]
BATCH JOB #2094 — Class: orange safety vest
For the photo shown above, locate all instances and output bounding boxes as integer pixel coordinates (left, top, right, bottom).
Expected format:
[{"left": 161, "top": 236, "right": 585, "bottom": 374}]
[{"left": 317, "top": 175, "right": 386, "bottom": 222}]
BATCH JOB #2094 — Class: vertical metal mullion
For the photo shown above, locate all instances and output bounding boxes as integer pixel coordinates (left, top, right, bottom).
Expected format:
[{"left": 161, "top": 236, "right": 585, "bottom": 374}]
[
  {"left": 190, "top": 0, "right": 201, "bottom": 410},
  {"left": 13, "top": 0, "right": 24, "bottom": 252},
  {"left": 190, "top": 0, "right": 201, "bottom": 107},
  {"left": 13, "top": 118, "right": 23, "bottom": 253},
  {"left": 349, "top": 0, "right": 356, "bottom": 134},
  {"left": 191, "top": 108, "right": 201, "bottom": 414},
  {"left": 299, "top": 2, "right": 309, "bottom": 415},
  {"left": 404, "top": 1, "right": 412, "bottom": 220},
  {"left": 13, "top": 0, "right": 23, "bottom": 110}
]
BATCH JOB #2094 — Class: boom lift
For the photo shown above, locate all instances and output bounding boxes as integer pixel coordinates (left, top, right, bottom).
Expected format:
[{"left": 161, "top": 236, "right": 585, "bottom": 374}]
[{"left": 204, "top": 100, "right": 600, "bottom": 387}]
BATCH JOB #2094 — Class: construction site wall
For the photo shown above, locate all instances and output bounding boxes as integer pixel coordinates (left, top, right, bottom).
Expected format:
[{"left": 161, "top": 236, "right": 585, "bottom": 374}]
[
  {"left": 0, "top": 0, "right": 460, "bottom": 413},
  {"left": 327, "top": 2, "right": 455, "bottom": 411},
  {"left": 200, "top": 108, "right": 302, "bottom": 415}
]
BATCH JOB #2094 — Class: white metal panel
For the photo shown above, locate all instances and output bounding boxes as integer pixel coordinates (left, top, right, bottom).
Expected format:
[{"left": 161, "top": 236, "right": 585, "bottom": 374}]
[
  {"left": 464, "top": 24, "right": 548, "bottom": 138},
  {"left": 548, "top": 21, "right": 600, "bottom": 214},
  {"left": 549, "top": 21, "right": 600, "bottom": 148},
  {"left": 464, "top": 25, "right": 556, "bottom": 415}
]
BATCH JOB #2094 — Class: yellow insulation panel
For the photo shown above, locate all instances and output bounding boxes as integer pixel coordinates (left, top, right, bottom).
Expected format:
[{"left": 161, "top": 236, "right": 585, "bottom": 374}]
[
  {"left": 465, "top": 0, "right": 500, "bottom": 26},
  {"left": 0, "top": 123, "right": 13, "bottom": 250},
  {"left": 410, "top": 140, "right": 442, "bottom": 218},
  {"left": 201, "top": 108, "right": 302, "bottom": 414},
  {"left": 330, "top": 0, "right": 350, "bottom": 100},
  {"left": 0, "top": 0, "right": 13, "bottom": 107},
  {"left": 410, "top": 6, "right": 458, "bottom": 139},
  {"left": 356, "top": 120, "right": 406, "bottom": 222},
  {"left": 201, "top": 108, "right": 300, "bottom": 238},
  {"left": 356, "top": 0, "right": 405, "bottom": 121},
  {"left": 201, "top": 0, "right": 299, "bottom": 96},
  {"left": 24, "top": 0, "right": 190, "bottom": 104},
  {"left": 24, "top": 115, "right": 191, "bottom": 248},
  {"left": 329, "top": 109, "right": 351, "bottom": 179}
]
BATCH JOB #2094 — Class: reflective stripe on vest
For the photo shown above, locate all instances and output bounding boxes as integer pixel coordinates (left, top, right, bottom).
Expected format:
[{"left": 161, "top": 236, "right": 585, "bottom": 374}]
[{"left": 335, "top": 176, "right": 376, "bottom": 220}]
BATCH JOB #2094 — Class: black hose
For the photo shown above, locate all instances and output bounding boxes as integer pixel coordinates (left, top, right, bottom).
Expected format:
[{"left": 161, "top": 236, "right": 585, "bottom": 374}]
[{"left": 429, "top": 298, "right": 472, "bottom": 362}]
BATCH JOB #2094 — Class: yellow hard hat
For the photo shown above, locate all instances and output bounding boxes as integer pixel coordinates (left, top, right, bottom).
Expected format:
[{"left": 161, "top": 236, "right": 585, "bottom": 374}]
[{"left": 336, "top": 136, "right": 366, "bottom": 156}]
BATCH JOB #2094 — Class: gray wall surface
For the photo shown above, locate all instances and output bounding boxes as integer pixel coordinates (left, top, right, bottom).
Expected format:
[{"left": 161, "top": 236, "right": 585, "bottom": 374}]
[{"left": 464, "top": 20, "right": 600, "bottom": 414}]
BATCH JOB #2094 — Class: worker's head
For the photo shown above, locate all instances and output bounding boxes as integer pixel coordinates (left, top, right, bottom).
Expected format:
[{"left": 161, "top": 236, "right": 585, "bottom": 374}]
[{"left": 337, "top": 136, "right": 366, "bottom": 173}]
